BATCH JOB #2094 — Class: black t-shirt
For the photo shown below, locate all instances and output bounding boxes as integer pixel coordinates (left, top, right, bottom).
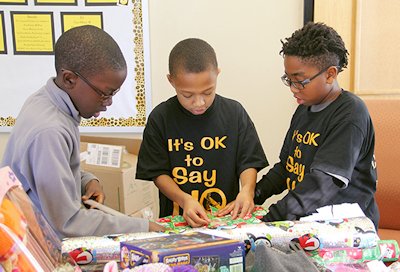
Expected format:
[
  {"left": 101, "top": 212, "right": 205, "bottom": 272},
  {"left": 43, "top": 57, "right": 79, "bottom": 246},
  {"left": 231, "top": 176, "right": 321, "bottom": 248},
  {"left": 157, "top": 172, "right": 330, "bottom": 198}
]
[
  {"left": 137, "top": 94, "right": 268, "bottom": 217},
  {"left": 255, "top": 91, "right": 379, "bottom": 228}
]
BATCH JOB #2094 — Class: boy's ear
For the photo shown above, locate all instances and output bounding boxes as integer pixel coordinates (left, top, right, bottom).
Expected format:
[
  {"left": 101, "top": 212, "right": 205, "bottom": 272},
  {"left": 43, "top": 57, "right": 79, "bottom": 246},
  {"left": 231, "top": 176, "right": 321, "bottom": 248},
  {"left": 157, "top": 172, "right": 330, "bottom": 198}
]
[
  {"left": 326, "top": 66, "right": 338, "bottom": 84},
  {"left": 167, "top": 74, "right": 175, "bottom": 87},
  {"left": 62, "top": 70, "right": 77, "bottom": 88}
]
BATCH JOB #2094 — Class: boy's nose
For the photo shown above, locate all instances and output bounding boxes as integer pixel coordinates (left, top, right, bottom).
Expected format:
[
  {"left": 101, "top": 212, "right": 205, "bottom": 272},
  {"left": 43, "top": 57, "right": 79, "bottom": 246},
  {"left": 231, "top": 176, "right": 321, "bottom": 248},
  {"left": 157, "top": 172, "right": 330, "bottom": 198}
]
[
  {"left": 289, "top": 85, "right": 301, "bottom": 94},
  {"left": 102, "top": 97, "right": 113, "bottom": 107},
  {"left": 193, "top": 95, "right": 205, "bottom": 107}
]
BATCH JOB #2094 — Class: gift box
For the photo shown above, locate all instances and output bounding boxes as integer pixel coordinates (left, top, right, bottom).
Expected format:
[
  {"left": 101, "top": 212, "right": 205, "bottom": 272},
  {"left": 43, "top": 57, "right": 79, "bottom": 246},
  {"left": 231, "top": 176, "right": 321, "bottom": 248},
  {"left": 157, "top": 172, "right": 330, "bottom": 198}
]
[
  {"left": 80, "top": 136, "right": 159, "bottom": 218},
  {"left": 119, "top": 231, "right": 245, "bottom": 270}
]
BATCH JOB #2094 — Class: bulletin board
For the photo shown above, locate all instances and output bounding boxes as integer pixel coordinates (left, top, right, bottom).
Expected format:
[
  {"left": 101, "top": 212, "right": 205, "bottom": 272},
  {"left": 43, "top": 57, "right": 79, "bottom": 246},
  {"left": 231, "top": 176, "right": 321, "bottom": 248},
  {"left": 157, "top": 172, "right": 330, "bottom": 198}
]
[{"left": 0, "top": 0, "right": 151, "bottom": 132}]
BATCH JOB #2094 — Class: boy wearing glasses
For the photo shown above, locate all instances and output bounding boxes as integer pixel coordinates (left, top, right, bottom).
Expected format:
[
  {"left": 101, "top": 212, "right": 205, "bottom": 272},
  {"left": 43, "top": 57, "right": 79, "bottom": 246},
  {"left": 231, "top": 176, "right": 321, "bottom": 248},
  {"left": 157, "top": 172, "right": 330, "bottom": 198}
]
[
  {"left": 218, "top": 22, "right": 379, "bottom": 229},
  {"left": 1, "top": 25, "right": 164, "bottom": 238},
  {"left": 136, "top": 38, "right": 268, "bottom": 227}
]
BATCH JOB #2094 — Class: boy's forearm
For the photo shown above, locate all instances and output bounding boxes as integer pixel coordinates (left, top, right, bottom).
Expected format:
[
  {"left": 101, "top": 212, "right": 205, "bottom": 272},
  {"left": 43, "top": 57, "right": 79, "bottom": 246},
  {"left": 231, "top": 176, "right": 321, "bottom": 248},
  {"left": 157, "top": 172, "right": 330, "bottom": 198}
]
[
  {"left": 239, "top": 168, "right": 257, "bottom": 198},
  {"left": 154, "top": 174, "right": 191, "bottom": 207}
]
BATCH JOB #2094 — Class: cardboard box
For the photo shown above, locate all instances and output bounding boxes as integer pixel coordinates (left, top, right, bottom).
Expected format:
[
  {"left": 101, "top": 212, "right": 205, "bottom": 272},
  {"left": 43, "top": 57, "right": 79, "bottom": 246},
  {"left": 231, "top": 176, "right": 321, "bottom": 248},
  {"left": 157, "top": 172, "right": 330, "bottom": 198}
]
[
  {"left": 120, "top": 231, "right": 245, "bottom": 270},
  {"left": 79, "top": 136, "right": 159, "bottom": 218}
]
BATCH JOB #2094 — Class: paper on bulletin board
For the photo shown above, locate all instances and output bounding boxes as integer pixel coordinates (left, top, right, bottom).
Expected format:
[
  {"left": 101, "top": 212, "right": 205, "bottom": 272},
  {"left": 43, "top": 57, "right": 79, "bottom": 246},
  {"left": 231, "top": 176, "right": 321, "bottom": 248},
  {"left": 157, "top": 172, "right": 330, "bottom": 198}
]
[{"left": 0, "top": 0, "right": 152, "bottom": 133}]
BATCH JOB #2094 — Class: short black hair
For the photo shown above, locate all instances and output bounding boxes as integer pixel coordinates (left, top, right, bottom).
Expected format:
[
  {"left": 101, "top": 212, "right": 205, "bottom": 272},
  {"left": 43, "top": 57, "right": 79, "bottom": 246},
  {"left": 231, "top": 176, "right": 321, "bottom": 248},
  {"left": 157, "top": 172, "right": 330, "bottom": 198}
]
[
  {"left": 280, "top": 22, "right": 348, "bottom": 72},
  {"left": 169, "top": 38, "right": 218, "bottom": 76},
  {"left": 54, "top": 25, "right": 126, "bottom": 77}
]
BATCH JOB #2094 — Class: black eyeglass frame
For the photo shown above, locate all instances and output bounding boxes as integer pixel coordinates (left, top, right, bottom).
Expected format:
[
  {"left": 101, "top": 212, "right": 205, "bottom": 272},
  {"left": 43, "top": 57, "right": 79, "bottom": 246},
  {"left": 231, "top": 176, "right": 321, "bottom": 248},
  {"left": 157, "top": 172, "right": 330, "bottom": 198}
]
[
  {"left": 63, "top": 69, "right": 120, "bottom": 100},
  {"left": 281, "top": 65, "right": 338, "bottom": 90}
]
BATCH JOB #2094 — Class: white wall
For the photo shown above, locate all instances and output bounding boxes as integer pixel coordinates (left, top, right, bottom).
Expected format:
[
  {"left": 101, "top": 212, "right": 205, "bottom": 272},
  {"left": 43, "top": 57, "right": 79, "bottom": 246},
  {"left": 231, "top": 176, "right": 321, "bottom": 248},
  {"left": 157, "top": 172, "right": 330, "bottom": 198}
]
[
  {"left": 148, "top": 0, "right": 301, "bottom": 169},
  {"left": 0, "top": 1, "right": 302, "bottom": 205}
]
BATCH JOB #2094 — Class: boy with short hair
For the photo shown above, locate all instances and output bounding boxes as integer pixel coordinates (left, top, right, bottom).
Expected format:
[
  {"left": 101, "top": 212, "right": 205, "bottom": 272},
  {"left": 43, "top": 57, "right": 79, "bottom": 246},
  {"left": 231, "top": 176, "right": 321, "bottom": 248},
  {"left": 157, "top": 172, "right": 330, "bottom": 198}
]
[
  {"left": 219, "top": 22, "right": 379, "bottom": 229},
  {"left": 2, "top": 25, "right": 164, "bottom": 238},
  {"left": 136, "top": 38, "right": 268, "bottom": 227}
]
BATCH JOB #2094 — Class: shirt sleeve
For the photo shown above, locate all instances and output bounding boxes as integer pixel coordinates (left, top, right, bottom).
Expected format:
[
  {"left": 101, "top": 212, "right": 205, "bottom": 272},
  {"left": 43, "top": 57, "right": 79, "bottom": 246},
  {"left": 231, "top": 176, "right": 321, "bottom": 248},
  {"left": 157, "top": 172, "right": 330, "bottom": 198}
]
[
  {"left": 80, "top": 170, "right": 98, "bottom": 193},
  {"left": 311, "top": 121, "right": 366, "bottom": 180},
  {"left": 263, "top": 169, "right": 342, "bottom": 221},
  {"left": 236, "top": 106, "right": 269, "bottom": 174},
  {"left": 27, "top": 129, "right": 148, "bottom": 238},
  {"left": 136, "top": 112, "right": 170, "bottom": 181},
  {"left": 254, "top": 162, "right": 287, "bottom": 205},
  {"left": 254, "top": 126, "right": 292, "bottom": 204}
]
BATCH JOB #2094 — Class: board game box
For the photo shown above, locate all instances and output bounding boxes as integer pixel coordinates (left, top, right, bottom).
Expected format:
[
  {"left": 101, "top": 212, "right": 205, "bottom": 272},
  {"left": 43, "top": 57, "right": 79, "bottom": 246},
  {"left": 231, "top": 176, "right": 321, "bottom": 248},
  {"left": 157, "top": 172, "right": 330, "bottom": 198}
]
[{"left": 120, "top": 231, "right": 245, "bottom": 271}]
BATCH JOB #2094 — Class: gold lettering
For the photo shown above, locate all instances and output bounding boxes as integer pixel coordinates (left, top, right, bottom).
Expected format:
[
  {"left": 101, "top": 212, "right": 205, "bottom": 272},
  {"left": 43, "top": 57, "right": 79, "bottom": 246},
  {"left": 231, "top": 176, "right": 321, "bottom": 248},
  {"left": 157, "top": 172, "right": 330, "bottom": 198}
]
[
  {"left": 286, "top": 156, "right": 294, "bottom": 172},
  {"left": 296, "top": 133, "right": 303, "bottom": 143},
  {"left": 172, "top": 167, "right": 188, "bottom": 185},
  {"left": 168, "top": 138, "right": 173, "bottom": 151},
  {"left": 291, "top": 130, "right": 320, "bottom": 146},
  {"left": 286, "top": 177, "right": 296, "bottom": 190},
  {"left": 200, "top": 137, "right": 213, "bottom": 150},
  {"left": 286, "top": 156, "right": 305, "bottom": 182},
  {"left": 214, "top": 136, "right": 227, "bottom": 149},
  {"left": 203, "top": 170, "right": 216, "bottom": 187},
  {"left": 191, "top": 190, "right": 199, "bottom": 201},
  {"left": 308, "top": 132, "right": 320, "bottom": 146},
  {"left": 297, "top": 165, "right": 304, "bottom": 182},
  {"left": 292, "top": 130, "right": 299, "bottom": 141},
  {"left": 199, "top": 188, "right": 227, "bottom": 209},
  {"left": 188, "top": 171, "right": 202, "bottom": 183},
  {"left": 200, "top": 136, "right": 227, "bottom": 150},
  {"left": 184, "top": 141, "right": 194, "bottom": 151}
]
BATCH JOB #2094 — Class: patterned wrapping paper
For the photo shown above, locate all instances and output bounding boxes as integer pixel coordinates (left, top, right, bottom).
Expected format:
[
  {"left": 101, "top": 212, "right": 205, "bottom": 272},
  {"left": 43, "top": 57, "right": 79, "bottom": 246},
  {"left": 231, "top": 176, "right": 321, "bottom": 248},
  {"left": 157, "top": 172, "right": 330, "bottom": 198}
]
[
  {"left": 157, "top": 208, "right": 380, "bottom": 257},
  {"left": 62, "top": 232, "right": 168, "bottom": 265},
  {"left": 157, "top": 206, "right": 267, "bottom": 234},
  {"left": 154, "top": 209, "right": 379, "bottom": 255},
  {"left": 62, "top": 206, "right": 267, "bottom": 265},
  {"left": 62, "top": 206, "right": 382, "bottom": 268},
  {"left": 307, "top": 239, "right": 399, "bottom": 265},
  {"left": 200, "top": 216, "right": 379, "bottom": 254}
]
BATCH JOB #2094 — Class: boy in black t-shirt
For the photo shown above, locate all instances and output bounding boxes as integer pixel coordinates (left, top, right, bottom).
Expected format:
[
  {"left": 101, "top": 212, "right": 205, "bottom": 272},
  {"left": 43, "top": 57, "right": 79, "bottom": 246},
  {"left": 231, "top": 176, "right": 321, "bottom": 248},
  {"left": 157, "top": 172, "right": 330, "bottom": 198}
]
[
  {"left": 218, "top": 22, "right": 379, "bottom": 229},
  {"left": 136, "top": 38, "right": 268, "bottom": 227}
]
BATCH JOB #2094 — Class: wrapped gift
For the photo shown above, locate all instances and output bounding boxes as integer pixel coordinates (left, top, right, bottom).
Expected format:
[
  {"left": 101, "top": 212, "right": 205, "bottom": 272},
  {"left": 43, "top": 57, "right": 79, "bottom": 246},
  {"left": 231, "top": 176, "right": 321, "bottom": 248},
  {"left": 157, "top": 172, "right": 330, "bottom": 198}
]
[
  {"left": 120, "top": 231, "right": 245, "bottom": 270},
  {"left": 209, "top": 216, "right": 379, "bottom": 254}
]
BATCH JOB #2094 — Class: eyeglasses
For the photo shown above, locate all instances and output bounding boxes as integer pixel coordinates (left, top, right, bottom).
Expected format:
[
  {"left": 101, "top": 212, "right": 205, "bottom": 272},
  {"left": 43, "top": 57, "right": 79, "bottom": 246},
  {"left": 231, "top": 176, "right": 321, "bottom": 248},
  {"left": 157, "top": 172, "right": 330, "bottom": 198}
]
[
  {"left": 281, "top": 66, "right": 335, "bottom": 90},
  {"left": 68, "top": 70, "right": 120, "bottom": 100}
]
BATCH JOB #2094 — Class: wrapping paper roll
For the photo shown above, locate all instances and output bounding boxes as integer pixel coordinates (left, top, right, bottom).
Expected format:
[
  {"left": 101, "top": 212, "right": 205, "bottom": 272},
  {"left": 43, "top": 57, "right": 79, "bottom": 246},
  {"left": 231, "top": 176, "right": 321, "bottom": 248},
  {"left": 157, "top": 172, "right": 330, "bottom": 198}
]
[{"left": 215, "top": 216, "right": 378, "bottom": 253}]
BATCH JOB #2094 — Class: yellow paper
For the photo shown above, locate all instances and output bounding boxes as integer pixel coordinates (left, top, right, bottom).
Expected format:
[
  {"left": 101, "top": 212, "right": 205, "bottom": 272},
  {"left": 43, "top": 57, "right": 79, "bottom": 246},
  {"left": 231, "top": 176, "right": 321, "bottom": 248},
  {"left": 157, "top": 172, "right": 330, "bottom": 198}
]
[
  {"left": 0, "top": 0, "right": 26, "bottom": 3},
  {"left": 86, "top": 0, "right": 117, "bottom": 4},
  {"left": 61, "top": 13, "right": 102, "bottom": 32},
  {"left": 12, "top": 12, "right": 54, "bottom": 53},
  {"left": 0, "top": 12, "right": 5, "bottom": 53},
  {"left": 36, "top": 0, "right": 76, "bottom": 4}
]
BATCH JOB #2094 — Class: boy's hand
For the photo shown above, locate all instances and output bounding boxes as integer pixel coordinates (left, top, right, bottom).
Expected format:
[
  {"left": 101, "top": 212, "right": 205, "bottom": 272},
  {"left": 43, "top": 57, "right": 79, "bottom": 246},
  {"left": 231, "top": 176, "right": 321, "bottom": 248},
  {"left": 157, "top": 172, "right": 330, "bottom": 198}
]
[
  {"left": 216, "top": 201, "right": 235, "bottom": 217},
  {"left": 149, "top": 221, "right": 166, "bottom": 232},
  {"left": 216, "top": 191, "right": 254, "bottom": 219},
  {"left": 182, "top": 197, "right": 210, "bottom": 228},
  {"left": 231, "top": 190, "right": 254, "bottom": 219},
  {"left": 82, "top": 179, "right": 105, "bottom": 205}
]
